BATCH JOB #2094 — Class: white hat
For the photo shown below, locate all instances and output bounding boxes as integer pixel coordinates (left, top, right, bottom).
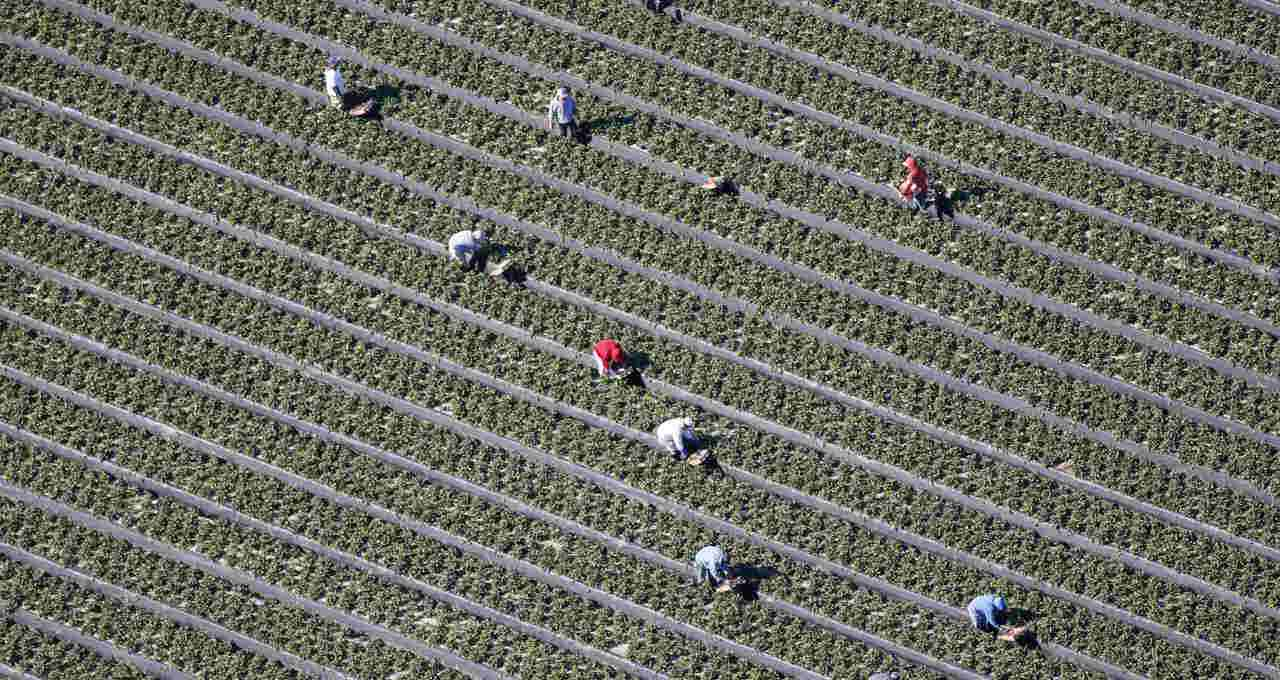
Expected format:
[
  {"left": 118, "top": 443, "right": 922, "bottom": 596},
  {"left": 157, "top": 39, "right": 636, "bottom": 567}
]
[
  {"left": 472, "top": 229, "right": 487, "bottom": 242},
  {"left": 558, "top": 86, "right": 570, "bottom": 97},
  {"left": 681, "top": 416, "right": 695, "bottom": 428}
]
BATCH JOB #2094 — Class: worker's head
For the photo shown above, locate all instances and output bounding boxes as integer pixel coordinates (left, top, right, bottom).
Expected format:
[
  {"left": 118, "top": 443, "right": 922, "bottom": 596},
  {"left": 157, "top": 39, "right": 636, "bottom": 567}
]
[
  {"left": 992, "top": 595, "right": 1007, "bottom": 612},
  {"left": 681, "top": 416, "right": 695, "bottom": 429},
  {"left": 558, "top": 86, "right": 570, "bottom": 98},
  {"left": 472, "top": 229, "right": 487, "bottom": 243},
  {"left": 326, "top": 55, "right": 341, "bottom": 69},
  {"left": 903, "top": 156, "right": 919, "bottom": 171}
]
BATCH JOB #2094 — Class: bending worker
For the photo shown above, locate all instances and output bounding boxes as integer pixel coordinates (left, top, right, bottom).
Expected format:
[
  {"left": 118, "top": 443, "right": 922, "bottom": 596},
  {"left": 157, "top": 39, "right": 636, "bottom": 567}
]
[
  {"left": 967, "top": 593, "right": 1029, "bottom": 642},
  {"left": 657, "top": 416, "right": 704, "bottom": 465},
  {"left": 593, "top": 338, "right": 628, "bottom": 379},
  {"left": 694, "top": 545, "right": 737, "bottom": 593},
  {"left": 896, "top": 156, "right": 929, "bottom": 211},
  {"left": 448, "top": 229, "right": 488, "bottom": 271}
]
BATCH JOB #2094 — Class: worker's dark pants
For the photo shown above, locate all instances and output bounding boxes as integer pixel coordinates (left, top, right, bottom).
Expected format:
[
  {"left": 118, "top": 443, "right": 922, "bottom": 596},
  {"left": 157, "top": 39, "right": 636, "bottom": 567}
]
[{"left": 557, "top": 121, "right": 578, "bottom": 140}]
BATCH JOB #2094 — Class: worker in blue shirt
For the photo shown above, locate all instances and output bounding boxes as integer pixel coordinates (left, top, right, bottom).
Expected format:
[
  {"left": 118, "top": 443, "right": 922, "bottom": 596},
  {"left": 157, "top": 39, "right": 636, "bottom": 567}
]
[
  {"left": 546, "top": 87, "right": 578, "bottom": 140},
  {"left": 966, "top": 593, "right": 1029, "bottom": 642}
]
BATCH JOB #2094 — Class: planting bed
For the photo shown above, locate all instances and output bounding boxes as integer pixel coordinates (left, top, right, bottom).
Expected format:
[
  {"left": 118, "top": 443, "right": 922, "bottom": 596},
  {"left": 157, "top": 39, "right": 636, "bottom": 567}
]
[{"left": 1, "top": 0, "right": 1277, "bottom": 678}]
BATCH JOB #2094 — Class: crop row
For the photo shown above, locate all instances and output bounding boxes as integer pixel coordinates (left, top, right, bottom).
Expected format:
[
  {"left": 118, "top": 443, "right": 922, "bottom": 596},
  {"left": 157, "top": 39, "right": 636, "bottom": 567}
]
[
  {"left": 497, "top": 0, "right": 1280, "bottom": 205},
  {"left": 8, "top": 101, "right": 1280, "bottom": 596},
  {"left": 437, "top": 0, "right": 1280, "bottom": 330},
  {"left": 42, "top": 0, "right": 1280, "bottom": 396},
  {"left": 643, "top": 0, "right": 1275, "bottom": 181},
  {"left": 0, "top": 614, "right": 151, "bottom": 680},
  {"left": 0, "top": 239, "right": 1082, "bottom": 680},
  {"left": 10, "top": 9, "right": 1280, "bottom": 499},
  {"left": 0, "top": 298, "right": 1202, "bottom": 680},
  {"left": 1115, "top": 0, "right": 1280, "bottom": 55},
  {"left": 27, "top": 0, "right": 1280, "bottom": 369},
  {"left": 8, "top": 138, "right": 1280, "bottom": 615},
  {"left": 0, "top": 428, "right": 783, "bottom": 680},
  {"left": 196, "top": 0, "right": 1280, "bottom": 304},
  {"left": 5, "top": 66, "right": 1279, "bottom": 531},
  {"left": 0, "top": 491, "right": 544, "bottom": 680},
  {"left": 0, "top": 203, "right": 1269, "bottom": 680},
  {"left": 948, "top": 0, "right": 1280, "bottom": 111},
  {"left": 272, "top": 0, "right": 1280, "bottom": 255},
  {"left": 0, "top": 229, "right": 1264, "bottom": 680},
  {"left": 1063, "top": 0, "right": 1280, "bottom": 71},
  {"left": 785, "top": 0, "right": 1279, "bottom": 157},
  {"left": 0, "top": 555, "right": 314, "bottom": 680},
  {"left": 0, "top": 348, "right": 950, "bottom": 679},
  {"left": 0, "top": 514, "right": 484, "bottom": 680},
  {"left": 7, "top": 128, "right": 1278, "bottom": 677},
  {"left": 20, "top": 91, "right": 1280, "bottom": 553}
]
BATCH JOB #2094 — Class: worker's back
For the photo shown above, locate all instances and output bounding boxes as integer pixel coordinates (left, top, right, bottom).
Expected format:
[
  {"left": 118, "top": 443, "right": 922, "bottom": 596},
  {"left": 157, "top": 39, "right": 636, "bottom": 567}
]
[
  {"left": 695, "top": 545, "right": 725, "bottom": 565},
  {"left": 655, "top": 417, "right": 689, "bottom": 443}
]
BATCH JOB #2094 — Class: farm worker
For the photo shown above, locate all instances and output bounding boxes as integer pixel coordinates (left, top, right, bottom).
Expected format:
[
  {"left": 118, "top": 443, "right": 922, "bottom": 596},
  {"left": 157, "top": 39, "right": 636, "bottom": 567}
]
[
  {"left": 700, "top": 176, "right": 732, "bottom": 193},
  {"left": 448, "top": 229, "right": 488, "bottom": 271},
  {"left": 324, "top": 56, "right": 374, "bottom": 116},
  {"left": 694, "top": 545, "right": 736, "bottom": 592},
  {"left": 657, "top": 416, "right": 705, "bottom": 465},
  {"left": 324, "top": 56, "right": 346, "bottom": 108},
  {"left": 967, "top": 594, "right": 1029, "bottom": 642},
  {"left": 592, "top": 338, "right": 628, "bottom": 378},
  {"left": 897, "top": 156, "right": 929, "bottom": 211},
  {"left": 547, "top": 86, "right": 578, "bottom": 139}
]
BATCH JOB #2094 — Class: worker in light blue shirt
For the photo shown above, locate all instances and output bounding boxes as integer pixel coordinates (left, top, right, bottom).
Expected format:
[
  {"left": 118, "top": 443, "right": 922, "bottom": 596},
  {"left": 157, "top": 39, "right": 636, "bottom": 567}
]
[
  {"left": 967, "top": 593, "right": 1029, "bottom": 642},
  {"left": 694, "top": 545, "right": 737, "bottom": 593},
  {"left": 546, "top": 87, "right": 578, "bottom": 140}
]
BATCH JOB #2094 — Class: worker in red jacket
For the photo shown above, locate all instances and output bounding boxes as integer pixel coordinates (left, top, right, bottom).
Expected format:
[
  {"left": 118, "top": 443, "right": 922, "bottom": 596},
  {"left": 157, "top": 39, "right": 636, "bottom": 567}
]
[
  {"left": 592, "top": 339, "right": 628, "bottom": 379},
  {"left": 896, "top": 156, "right": 929, "bottom": 211}
]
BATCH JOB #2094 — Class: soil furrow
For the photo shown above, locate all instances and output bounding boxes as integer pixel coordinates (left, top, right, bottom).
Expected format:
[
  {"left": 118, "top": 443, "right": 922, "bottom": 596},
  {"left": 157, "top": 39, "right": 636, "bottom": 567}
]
[
  {"left": 8, "top": 611, "right": 191, "bottom": 680},
  {"left": 0, "top": 423, "right": 670, "bottom": 680},
  {"left": 3, "top": 203, "right": 1267, "bottom": 675},
  {"left": 10, "top": 242, "right": 1280, "bottom": 665},
  {"left": 7, "top": 77, "right": 1280, "bottom": 514},
  {"left": 925, "top": 0, "right": 1280, "bottom": 123}
]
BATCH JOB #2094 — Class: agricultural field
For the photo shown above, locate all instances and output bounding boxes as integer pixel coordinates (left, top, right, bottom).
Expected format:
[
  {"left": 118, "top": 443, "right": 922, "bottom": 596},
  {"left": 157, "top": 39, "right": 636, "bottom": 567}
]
[{"left": 0, "top": 0, "right": 1278, "bottom": 676}]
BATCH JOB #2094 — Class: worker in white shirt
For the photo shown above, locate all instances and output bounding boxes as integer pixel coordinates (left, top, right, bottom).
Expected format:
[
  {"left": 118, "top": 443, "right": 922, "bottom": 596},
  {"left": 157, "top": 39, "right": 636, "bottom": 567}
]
[
  {"left": 324, "top": 56, "right": 346, "bottom": 108},
  {"left": 448, "top": 229, "right": 488, "bottom": 271},
  {"left": 656, "top": 416, "right": 705, "bottom": 465},
  {"left": 324, "top": 56, "right": 373, "bottom": 116},
  {"left": 546, "top": 87, "right": 578, "bottom": 140}
]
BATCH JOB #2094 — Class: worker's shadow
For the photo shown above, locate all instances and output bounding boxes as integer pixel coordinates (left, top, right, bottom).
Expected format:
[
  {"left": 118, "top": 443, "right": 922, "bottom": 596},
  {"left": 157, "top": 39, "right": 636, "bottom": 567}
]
[
  {"left": 705, "top": 179, "right": 739, "bottom": 196},
  {"left": 616, "top": 351, "right": 653, "bottom": 389},
  {"left": 1004, "top": 608, "right": 1041, "bottom": 649},
  {"left": 689, "top": 434, "right": 728, "bottom": 477},
  {"left": 947, "top": 186, "right": 987, "bottom": 203},
  {"left": 345, "top": 85, "right": 402, "bottom": 122},
  {"left": 1006, "top": 607, "right": 1038, "bottom": 626},
  {"left": 727, "top": 565, "right": 780, "bottom": 602},
  {"left": 585, "top": 114, "right": 636, "bottom": 136}
]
